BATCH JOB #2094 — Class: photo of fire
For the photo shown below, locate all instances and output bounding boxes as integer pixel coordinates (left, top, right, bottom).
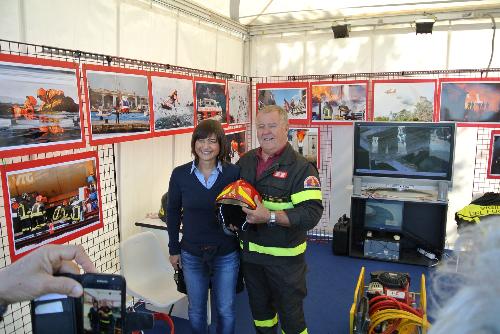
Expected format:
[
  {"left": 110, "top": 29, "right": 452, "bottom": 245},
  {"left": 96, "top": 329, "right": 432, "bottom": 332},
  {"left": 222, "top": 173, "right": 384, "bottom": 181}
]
[
  {"left": 226, "top": 129, "right": 246, "bottom": 164},
  {"left": 440, "top": 80, "right": 500, "bottom": 123},
  {"left": 288, "top": 127, "right": 319, "bottom": 168},
  {"left": 311, "top": 82, "right": 367, "bottom": 122},
  {"left": 0, "top": 55, "right": 83, "bottom": 156},
  {"left": 1, "top": 152, "right": 103, "bottom": 261}
]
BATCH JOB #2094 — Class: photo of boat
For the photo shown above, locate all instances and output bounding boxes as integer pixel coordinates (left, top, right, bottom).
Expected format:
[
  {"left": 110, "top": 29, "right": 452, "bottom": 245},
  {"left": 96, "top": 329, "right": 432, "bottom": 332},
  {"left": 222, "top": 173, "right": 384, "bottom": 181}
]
[{"left": 195, "top": 80, "right": 227, "bottom": 124}]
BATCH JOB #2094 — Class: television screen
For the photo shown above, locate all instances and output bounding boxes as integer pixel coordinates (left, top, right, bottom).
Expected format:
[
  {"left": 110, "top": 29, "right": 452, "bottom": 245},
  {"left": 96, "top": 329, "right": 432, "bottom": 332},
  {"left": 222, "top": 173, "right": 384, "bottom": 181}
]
[
  {"left": 364, "top": 199, "right": 403, "bottom": 232},
  {"left": 354, "top": 122, "right": 455, "bottom": 180}
]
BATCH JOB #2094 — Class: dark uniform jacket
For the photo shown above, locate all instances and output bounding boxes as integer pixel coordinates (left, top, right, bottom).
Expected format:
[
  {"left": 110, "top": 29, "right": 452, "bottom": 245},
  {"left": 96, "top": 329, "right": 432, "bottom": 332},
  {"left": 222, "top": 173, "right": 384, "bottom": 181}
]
[{"left": 237, "top": 143, "right": 324, "bottom": 265}]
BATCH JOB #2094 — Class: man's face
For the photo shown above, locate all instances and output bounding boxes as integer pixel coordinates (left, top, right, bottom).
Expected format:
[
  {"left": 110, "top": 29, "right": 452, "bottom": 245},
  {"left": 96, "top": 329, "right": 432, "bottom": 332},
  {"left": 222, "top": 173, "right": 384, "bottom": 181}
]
[{"left": 256, "top": 110, "right": 288, "bottom": 156}]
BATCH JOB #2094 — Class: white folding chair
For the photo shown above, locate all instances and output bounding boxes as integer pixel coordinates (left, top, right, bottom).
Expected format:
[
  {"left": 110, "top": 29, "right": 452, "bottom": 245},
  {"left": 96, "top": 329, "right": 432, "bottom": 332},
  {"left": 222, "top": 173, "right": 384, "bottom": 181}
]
[{"left": 120, "top": 231, "right": 187, "bottom": 317}]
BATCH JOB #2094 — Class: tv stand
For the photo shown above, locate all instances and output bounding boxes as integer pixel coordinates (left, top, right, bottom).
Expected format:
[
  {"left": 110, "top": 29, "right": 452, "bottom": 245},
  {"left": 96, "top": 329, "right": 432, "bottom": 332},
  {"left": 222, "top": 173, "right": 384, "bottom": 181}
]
[{"left": 349, "top": 196, "right": 447, "bottom": 266}]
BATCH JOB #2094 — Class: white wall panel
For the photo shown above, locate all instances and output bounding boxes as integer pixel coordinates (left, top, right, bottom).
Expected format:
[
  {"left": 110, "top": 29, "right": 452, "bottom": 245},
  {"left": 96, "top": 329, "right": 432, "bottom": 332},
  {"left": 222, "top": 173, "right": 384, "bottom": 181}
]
[
  {"left": 216, "top": 33, "right": 244, "bottom": 74},
  {"left": 305, "top": 33, "right": 371, "bottom": 74},
  {"left": 0, "top": 0, "right": 21, "bottom": 41},
  {"left": 250, "top": 34, "right": 305, "bottom": 76},
  {"left": 174, "top": 133, "right": 193, "bottom": 167},
  {"left": 119, "top": 1, "right": 176, "bottom": 64},
  {"left": 177, "top": 18, "right": 217, "bottom": 70},
  {"left": 372, "top": 29, "right": 448, "bottom": 72},
  {"left": 331, "top": 125, "right": 354, "bottom": 223},
  {"left": 448, "top": 28, "right": 500, "bottom": 69}
]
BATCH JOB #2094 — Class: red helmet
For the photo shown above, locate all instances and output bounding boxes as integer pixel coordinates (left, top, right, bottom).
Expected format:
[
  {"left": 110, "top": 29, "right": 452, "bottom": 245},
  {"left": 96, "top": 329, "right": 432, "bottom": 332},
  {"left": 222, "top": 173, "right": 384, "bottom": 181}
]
[{"left": 216, "top": 179, "right": 261, "bottom": 236}]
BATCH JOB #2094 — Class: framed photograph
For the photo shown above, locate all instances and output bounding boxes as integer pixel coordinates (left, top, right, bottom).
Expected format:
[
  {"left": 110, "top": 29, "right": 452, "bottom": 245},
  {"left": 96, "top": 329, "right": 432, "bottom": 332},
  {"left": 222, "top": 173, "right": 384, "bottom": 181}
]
[
  {"left": 150, "top": 72, "right": 195, "bottom": 136},
  {"left": 1, "top": 151, "right": 103, "bottom": 261},
  {"left": 83, "top": 64, "right": 152, "bottom": 145},
  {"left": 371, "top": 80, "right": 437, "bottom": 122},
  {"left": 256, "top": 82, "right": 308, "bottom": 124},
  {"left": 487, "top": 130, "right": 500, "bottom": 178},
  {"left": 438, "top": 78, "right": 500, "bottom": 126},
  {"left": 225, "top": 127, "right": 247, "bottom": 164},
  {"left": 310, "top": 81, "right": 368, "bottom": 124},
  {"left": 288, "top": 127, "right": 320, "bottom": 169},
  {"left": 194, "top": 78, "right": 227, "bottom": 125},
  {"left": 228, "top": 81, "right": 250, "bottom": 125},
  {"left": 0, "top": 54, "right": 85, "bottom": 157}
]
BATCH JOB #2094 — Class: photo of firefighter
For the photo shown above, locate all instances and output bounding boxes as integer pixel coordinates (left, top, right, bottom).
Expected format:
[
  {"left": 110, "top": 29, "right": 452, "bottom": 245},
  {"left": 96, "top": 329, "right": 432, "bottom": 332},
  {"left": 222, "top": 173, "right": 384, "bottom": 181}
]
[
  {"left": 226, "top": 130, "right": 247, "bottom": 164},
  {"left": 5, "top": 155, "right": 102, "bottom": 259},
  {"left": 288, "top": 127, "right": 319, "bottom": 168},
  {"left": 83, "top": 288, "right": 122, "bottom": 334}
]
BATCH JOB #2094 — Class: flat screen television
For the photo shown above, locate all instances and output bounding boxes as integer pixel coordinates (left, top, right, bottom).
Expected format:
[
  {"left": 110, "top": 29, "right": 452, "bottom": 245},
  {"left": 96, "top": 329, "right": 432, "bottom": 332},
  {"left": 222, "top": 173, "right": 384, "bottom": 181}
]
[
  {"left": 364, "top": 199, "right": 403, "bottom": 232},
  {"left": 353, "top": 122, "right": 455, "bottom": 181}
]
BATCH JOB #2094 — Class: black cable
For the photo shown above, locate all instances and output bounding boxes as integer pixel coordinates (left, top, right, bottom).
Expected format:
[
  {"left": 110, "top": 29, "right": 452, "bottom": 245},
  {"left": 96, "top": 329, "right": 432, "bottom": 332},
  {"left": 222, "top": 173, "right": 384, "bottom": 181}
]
[{"left": 485, "top": 14, "right": 496, "bottom": 75}]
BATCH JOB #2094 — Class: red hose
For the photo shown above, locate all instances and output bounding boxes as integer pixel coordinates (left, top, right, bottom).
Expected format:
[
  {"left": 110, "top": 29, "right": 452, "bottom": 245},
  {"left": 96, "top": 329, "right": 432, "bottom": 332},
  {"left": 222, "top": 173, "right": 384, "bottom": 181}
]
[{"left": 153, "top": 312, "right": 175, "bottom": 334}]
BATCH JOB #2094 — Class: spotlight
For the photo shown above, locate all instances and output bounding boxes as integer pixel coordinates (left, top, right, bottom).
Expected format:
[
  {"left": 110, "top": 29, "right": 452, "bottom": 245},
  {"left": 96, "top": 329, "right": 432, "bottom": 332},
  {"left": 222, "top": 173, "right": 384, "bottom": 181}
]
[
  {"left": 331, "top": 24, "right": 350, "bottom": 39},
  {"left": 415, "top": 18, "right": 435, "bottom": 34}
]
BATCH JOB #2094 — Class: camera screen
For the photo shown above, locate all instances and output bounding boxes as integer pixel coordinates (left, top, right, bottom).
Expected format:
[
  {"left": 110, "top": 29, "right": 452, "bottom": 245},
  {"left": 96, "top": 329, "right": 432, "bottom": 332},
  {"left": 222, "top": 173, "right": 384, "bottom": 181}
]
[{"left": 83, "top": 288, "right": 122, "bottom": 334}]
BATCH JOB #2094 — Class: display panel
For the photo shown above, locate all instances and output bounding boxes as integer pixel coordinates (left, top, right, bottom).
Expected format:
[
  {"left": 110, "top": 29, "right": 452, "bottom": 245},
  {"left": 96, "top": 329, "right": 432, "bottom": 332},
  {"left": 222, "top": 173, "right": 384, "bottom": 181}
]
[
  {"left": 310, "top": 81, "right": 367, "bottom": 124},
  {"left": 288, "top": 127, "right": 320, "bottom": 169},
  {"left": 353, "top": 122, "right": 455, "bottom": 181},
  {"left": 256, "top": 82, "right": 308, "bottom": 124},
  {"left": 83, "top": 64, "right": 152, "bottom": 145},
  {"left": 487, "top": 130, "right": 500, "bottom": 178},
  {"left": 0, "top": 54, "right": 85, "bottom": 157},
  {"left": 364, "top": 199, "right": 403, "bottom": 232},
  {"left": 1, "top": 151, "right": 103, "bottom": 261},
  {"left": 83, "top": 287, "right": 123, "bottom": 333},
  {"left": 371, "top": 80, "right": 436, "bottom": 122},
  {"left": 150, "top": 72, "right": 195, "bottom": 136},
  {"left": 439, "top": 78, "right": 500, "bottom": 124},
  {"left": 194, "top": 78, "right": 227, "bottom": 125},
  {"left": 228, "top": 81, "right": 250, "bottom": 125}
]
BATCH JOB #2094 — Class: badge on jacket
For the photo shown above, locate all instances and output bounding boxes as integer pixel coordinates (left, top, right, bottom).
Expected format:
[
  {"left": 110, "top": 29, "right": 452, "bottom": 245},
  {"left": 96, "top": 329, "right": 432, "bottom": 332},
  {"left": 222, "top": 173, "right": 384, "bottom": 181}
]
[
  {"left": 273, "top": 171, "right": 288, "bottom": 179},
  {"left": 304, "top": 176, "right": 321, "bottom": 188}
]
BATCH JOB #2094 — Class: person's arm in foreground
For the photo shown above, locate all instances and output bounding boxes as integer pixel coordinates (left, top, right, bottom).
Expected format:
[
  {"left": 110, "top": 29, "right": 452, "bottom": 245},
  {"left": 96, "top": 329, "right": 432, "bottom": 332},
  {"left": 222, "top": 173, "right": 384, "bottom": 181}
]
[{"left": 0, "top": 244, "right": 96, "bottom": 305}]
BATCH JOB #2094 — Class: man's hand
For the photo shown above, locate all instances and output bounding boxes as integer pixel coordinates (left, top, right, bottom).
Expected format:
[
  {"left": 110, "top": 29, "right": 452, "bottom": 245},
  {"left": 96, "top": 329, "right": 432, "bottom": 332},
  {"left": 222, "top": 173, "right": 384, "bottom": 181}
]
[
  {"left": 242, "top": 195, "right": 271, "bottom": 225},
  {"left": 0, "top": 244, "right": 96, "bottom": 305},
  {"left": 169, "top": 254, "right": 181, "bottom": 270}
]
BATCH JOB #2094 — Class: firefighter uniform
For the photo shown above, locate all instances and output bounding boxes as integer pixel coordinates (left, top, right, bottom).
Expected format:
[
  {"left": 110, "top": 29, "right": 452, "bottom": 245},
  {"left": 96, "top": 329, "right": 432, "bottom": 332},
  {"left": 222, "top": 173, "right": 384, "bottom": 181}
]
[{"left": 237, "top": 143, "right": 323, "bottom": 334}]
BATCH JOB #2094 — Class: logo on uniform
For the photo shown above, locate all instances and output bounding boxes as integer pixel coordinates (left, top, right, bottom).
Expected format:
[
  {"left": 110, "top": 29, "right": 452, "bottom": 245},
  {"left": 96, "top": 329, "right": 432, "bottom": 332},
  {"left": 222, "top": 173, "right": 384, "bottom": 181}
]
[
  {"left": 273, "top": 171, "right": 288, "bottom": 179},
  {"left": 304, "top": 176, "right": 321, "bottom": 189}
]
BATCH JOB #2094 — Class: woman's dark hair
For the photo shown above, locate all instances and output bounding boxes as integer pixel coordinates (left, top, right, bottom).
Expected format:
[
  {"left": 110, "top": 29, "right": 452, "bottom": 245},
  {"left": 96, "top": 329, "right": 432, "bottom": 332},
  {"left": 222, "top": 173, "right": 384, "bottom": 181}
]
[{"left": 191, "top": 119, "right": 228, "bottom": 164}]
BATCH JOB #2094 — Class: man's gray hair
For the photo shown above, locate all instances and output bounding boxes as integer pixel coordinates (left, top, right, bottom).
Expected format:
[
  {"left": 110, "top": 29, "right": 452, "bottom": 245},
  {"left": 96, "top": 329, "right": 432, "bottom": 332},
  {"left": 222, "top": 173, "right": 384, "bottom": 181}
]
[{"left": 259, "top": 105, "right": 288, "bottom": 125}]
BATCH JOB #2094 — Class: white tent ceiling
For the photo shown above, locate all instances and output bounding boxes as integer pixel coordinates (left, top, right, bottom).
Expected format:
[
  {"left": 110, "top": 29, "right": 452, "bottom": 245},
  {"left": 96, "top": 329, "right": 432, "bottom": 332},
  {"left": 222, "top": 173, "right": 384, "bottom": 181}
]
[{"left": 188, "top": 0, "right": 500, "bottom": 26}]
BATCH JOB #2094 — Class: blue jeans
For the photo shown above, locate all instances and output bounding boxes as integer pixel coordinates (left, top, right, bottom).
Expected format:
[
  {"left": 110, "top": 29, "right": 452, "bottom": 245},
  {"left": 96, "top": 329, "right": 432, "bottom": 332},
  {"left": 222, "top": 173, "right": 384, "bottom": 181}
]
[{"left": 181, "top": 249, "right": 239, "bottom": 334}]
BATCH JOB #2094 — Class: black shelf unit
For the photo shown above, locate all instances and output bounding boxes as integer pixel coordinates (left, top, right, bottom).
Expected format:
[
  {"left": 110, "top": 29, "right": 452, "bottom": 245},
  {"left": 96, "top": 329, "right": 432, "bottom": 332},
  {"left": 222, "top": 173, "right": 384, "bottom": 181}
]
[{"left": 349, "top": 196, "right": 447, "bottom": 266}]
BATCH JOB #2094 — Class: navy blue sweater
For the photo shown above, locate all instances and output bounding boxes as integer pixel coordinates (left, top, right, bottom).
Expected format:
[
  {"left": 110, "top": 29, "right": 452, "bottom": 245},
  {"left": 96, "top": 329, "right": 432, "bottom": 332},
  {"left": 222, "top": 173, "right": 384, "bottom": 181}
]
[{"left": 167, "top": 161, "right": 240, "bottom": 256}]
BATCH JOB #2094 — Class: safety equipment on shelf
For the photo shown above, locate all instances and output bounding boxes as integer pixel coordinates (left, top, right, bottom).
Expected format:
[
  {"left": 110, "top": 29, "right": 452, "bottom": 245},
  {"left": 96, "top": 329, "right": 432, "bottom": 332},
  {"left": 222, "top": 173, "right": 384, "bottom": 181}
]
[{"left": 215, "top": 179, "right": 261, "bottom": 236}]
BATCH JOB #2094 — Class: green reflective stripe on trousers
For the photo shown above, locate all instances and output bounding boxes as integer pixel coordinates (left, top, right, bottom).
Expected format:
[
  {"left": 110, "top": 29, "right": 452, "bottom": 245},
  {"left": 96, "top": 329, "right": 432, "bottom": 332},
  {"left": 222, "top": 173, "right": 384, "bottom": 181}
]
[
  {"left": 262, "top": 200, "right": 294, "bottom": 211},
  {"left": 254, "top": 314, "right": 278, "bottom": 327},
  {"left": 282, "top": 329, "right": 308, "bottom": 334},
  {"left": 291, "top": 189, "right": 322, "bottom": 205},
  {"left": 248, "top": 241, "right": 307, "bottom": 256}
]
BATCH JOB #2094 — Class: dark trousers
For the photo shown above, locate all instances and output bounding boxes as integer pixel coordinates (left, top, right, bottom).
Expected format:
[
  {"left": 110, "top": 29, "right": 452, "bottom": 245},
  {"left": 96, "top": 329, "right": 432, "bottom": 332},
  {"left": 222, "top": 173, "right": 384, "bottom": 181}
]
[{"left": 243, "top": 261, "right": 307, "bottom": 334}]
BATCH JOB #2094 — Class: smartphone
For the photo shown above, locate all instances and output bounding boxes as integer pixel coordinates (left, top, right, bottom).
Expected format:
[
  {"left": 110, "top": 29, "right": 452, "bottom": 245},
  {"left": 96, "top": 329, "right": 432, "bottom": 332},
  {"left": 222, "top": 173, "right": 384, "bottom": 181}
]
[{"left": 81, "top": 273, "right": 126, "bottom": 334}]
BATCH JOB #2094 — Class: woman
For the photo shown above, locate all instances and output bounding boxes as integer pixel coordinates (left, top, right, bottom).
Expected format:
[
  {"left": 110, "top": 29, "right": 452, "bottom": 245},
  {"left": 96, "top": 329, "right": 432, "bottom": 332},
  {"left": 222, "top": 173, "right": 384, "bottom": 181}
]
[{"left": 167, "top": 119, "right": 240, "bottom": 334}]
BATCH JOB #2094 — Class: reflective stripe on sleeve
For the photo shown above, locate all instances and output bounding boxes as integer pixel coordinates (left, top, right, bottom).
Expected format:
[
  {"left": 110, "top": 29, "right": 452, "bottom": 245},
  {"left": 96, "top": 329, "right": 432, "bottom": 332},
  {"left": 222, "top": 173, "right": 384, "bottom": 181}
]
[
  {"left": 291, "top": 189, "right": 322, "bottom": 205},
  {"left": 262, "top": 200, "right": 294, "bottom": 211}
]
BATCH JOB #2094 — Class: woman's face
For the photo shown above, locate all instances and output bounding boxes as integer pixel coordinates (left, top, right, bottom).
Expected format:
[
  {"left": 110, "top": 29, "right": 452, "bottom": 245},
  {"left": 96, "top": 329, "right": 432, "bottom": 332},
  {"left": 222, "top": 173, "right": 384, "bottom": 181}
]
[{"left": 195, "top": 134, "right": 220, "bottom": 164}]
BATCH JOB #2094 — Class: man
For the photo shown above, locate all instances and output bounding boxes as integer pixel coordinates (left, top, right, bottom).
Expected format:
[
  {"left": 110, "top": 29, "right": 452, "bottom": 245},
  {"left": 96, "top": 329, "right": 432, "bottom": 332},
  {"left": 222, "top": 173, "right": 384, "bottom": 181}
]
[{"left": 237, "top": 105, "right": 323, "bottom": 334}]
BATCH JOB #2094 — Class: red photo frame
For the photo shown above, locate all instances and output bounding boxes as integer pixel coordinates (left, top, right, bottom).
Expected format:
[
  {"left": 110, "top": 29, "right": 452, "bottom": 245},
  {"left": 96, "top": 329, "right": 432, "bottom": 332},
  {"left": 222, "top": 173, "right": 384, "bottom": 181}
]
[
  {"left": 83, "top": 64, "right": 153, "bottom": 145},
  {"left": 1, "top": 151, "right": 104, "bottom": 261},
  {"left": 370, "top": 79, "right": 437, "bottom": 122},
  {"left": 437, "top": 77, "right": 500, "bottom": 127},
  {"left": 149, "top": 71, "right": 196, "bottom": 136},
  {"left": 256, "top": 82, "right": 309, "bottom": 125},
  {"left": 309, "top": 80, "right": 368, "bottom": 125},
  {"left": 227, "top": 81, "right": 250, "bottom": 125},
  {"left": 288, "top": 126, "right": 320, "bottom": 169},
  {"left": 487, "top": 130, "right": 500, "bottom": 179},
  {"left": 0, "top": 54, "right": 86, "bottom": 158},
  {"left": 225, "top": 126, "right": 247, "bottom": 164},
  {"left": 194, "top": 77, "right": 228, "bottom": 126}
]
